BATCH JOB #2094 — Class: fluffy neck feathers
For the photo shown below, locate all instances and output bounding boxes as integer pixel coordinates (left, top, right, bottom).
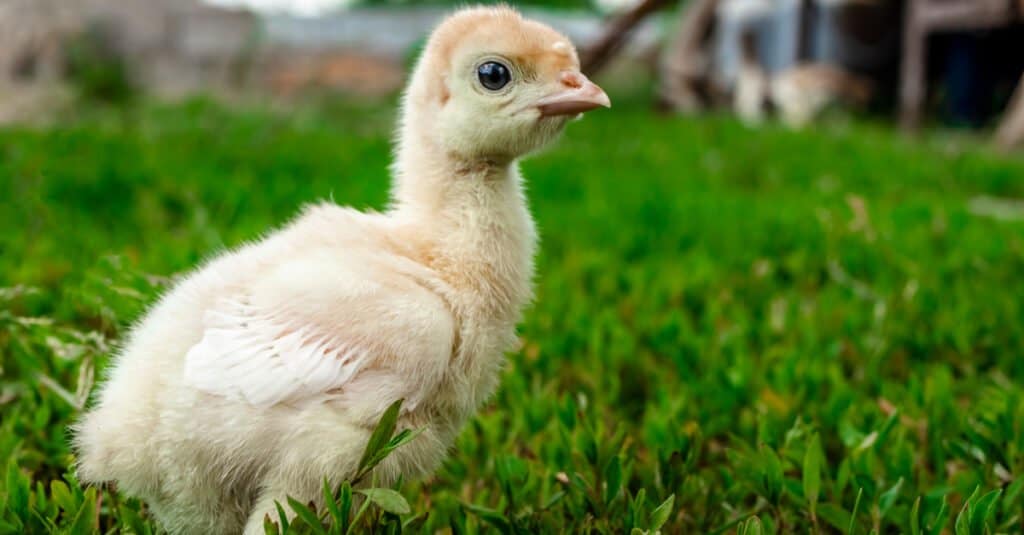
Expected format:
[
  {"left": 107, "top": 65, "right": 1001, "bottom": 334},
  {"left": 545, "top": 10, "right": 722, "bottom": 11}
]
[
  {"left": 390, "top": 127, "right": 516, "bottom": 215},
  {"left": 388, "top": 85, "right": 522, "bottom": 218},
  {"left": 388, "top": 96, "right": 536, "bottom": 322}
]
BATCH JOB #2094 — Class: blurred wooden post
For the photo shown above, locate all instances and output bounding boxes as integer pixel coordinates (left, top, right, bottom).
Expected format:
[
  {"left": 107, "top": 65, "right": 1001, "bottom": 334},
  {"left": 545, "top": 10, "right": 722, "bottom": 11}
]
[
  {"left": 659, "top": 0, "right": 719, "bottom": 112},
  {"left": 899, "top": 0, "right": 926, "bottom": 130},
  {"left": 996, "top": 74, "right": 1024, "bottom": 150},
  {"left": 581, "top": 0, "right": 672, "bottom": 76}
]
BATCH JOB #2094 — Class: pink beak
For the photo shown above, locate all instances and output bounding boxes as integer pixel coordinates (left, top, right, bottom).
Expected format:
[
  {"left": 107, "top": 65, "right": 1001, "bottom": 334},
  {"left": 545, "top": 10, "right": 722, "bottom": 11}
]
[{"left": 535, "top": 71, "right": 611, "bottom": 117}]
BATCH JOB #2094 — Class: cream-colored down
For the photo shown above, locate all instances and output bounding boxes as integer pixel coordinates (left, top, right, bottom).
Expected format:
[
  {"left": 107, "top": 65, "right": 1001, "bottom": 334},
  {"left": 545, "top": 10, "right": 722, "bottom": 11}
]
[{"left": 72, "top": 6, "right": 608, "bottom": 535}]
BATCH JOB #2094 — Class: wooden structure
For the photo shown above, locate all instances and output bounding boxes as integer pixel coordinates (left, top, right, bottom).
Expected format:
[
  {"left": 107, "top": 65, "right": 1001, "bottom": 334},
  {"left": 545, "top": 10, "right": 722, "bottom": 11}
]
[
  {"left": 899, "top": 0, "right": 1024, "bottom": 130},
  {"left": 657, "top": 0, "right": 719, "bottom": 112},
  {"left": 996, "top": 73, "right": 1024, "bottom": 149},
  {"left": 581, "top": 0, "right": 671, "bottom": 75},
  {"left": 587, "top": 0, "right": 1024, "bottom": 146}
]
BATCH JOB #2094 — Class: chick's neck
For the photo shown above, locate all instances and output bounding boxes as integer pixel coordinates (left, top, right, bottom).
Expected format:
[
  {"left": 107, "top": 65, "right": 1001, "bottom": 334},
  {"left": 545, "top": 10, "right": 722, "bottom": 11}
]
[
  {"left": 389, "top": 127, "right": 537, "bottom": 322},
  {"left": 391, "top": 131, "right": 519, "bottom": 213}
]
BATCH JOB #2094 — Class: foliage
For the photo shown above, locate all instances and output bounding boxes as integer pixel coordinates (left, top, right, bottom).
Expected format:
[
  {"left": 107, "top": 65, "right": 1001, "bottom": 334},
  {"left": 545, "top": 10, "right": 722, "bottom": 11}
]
[
  {"left": 63, "top": 23, "right": 138, "bottom": 106},
  {"left": 2, "top": 96, "right": 1024, "bottom": 533}
]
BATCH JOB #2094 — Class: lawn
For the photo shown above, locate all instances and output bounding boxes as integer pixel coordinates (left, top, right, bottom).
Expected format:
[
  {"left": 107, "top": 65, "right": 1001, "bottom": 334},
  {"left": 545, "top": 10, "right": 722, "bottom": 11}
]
[{"left": 1, "top": 95, "right": 1023, "bottom": 534}]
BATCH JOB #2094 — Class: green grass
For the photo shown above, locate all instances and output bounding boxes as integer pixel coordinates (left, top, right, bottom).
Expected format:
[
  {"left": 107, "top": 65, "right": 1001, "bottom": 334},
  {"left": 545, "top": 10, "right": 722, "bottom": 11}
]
[{"left": 2, "top": 95, "right": 1023, "bottom": 534}]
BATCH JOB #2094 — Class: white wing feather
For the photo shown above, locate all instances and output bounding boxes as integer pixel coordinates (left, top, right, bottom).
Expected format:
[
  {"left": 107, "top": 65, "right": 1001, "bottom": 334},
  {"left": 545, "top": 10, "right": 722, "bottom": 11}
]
[
  {"left": 183, "top": 251, "right": 455, "bottom": 412},
  {"left": 184, "top": 298, "right": 370, "bottom": 408}
]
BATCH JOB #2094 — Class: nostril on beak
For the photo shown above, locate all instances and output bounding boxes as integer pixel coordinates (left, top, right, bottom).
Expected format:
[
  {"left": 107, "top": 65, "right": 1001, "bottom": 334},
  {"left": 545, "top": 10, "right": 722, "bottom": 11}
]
[
  {"left": 559, "top": 71, "right": 584, "bottom": 89},
  {"left": 535, "top": 70, "right": 610, "bottom": 116}
]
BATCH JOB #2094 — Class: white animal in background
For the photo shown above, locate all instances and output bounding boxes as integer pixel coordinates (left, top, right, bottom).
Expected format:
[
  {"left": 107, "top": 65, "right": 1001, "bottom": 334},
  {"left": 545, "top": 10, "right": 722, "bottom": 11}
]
[
  {"left": 734, "top": 59, "right": 769, "bottom": 125},
  {"left": 734, "top": 61, "right": 873, "bottom": 128},
  {"left": 73, "top": 6, "right": 609, "bottom": 534},
  {"left": 769, "top": 63, "right": 873, "bottom": 127}
]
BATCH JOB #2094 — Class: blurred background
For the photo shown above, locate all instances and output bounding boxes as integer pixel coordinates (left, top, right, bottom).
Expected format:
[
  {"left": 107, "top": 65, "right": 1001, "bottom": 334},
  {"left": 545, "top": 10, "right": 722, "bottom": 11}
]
[
  {"left": 2, "top": 1, "right": 1024, "bottom": 534},
  {"left": 1, "top": 0, "right": 1023, "bottom": 141}
]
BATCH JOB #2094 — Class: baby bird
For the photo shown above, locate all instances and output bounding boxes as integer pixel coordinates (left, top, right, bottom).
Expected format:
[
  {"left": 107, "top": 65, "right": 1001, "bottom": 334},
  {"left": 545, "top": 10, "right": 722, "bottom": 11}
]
[{"left": 73, "top": 6, "right": 608, "bottom": 535}]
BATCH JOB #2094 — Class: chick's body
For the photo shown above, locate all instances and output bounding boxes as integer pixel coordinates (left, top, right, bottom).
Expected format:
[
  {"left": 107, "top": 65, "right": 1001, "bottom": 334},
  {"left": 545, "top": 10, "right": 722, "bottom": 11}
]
[
  {"left": 73, "top": 6, "right": 608, "bottom": 534},
  {"left": 77, "top": 203, "right": 527, "bottom": 533}
]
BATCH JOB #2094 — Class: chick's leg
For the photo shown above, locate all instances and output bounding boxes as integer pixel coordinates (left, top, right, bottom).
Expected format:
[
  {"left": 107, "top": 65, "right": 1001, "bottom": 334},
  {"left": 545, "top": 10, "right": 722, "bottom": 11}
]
[
  {"left": 243, "top": 483, "right": 316, "bottom": 535},
  {"left": 242, "top": 410, "right": 448, "bottom": 534},
  {"left": 241, "top": 420, "right": 370, "bottom": 535}
]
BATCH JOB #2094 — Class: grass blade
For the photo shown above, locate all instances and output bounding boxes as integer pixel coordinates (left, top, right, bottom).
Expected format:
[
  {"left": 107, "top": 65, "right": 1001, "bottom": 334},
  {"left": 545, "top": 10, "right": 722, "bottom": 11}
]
[
  {"left": 968, "top": 489, "right": 1001, "bottom": 535},
  {"left": 649, "top": 494, "right": 675, "bottom": 531},
  {"left": 287, "top": 497, "right": 326, "bottom": 535},
  {"left": 604, "top": 455, "right": 623, "bottom": 506},
  {"left": 910, "top": 496, "right": 921, "bottom": 535},
  {"left": 803, "top": 433, "right": 823, "bottom": 518},
  {"left": 849, "top": 487, "right": 863, "bottom": 535},
  {"left": 357, "top": 399, "right": 404, "bottom": 473},
  {"left": 356, "top": 488, "right": 411, "bottom": 516}
]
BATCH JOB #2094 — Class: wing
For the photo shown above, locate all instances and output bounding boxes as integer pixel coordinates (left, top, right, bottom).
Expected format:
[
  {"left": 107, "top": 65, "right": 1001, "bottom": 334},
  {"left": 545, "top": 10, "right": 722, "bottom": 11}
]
[{"left": 183, "top": 250, "right": 455, "bottom": 414}]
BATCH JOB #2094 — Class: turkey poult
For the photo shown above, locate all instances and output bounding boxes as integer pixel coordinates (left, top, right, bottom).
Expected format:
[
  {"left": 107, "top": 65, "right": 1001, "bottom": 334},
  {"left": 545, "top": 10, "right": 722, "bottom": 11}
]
[{"left": 73, "top": 6, "right": 609, "bottom": 535}]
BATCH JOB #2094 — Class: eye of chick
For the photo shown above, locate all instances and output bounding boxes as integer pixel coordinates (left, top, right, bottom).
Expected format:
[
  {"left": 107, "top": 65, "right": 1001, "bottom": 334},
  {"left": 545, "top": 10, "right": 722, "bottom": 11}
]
[{"left": 477, "top": 61, "right": 511, "bottom": 91}]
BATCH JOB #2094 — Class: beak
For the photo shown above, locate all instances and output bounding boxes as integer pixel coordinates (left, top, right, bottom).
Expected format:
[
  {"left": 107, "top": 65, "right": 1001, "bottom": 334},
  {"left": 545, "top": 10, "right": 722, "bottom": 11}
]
[{"left": 535, "top": 72, "right": 611, "bottom": 117}]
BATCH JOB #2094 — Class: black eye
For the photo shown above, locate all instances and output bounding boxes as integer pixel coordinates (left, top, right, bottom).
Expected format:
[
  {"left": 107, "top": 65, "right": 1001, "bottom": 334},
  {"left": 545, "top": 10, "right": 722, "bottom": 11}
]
[{"left": 477, "top": 61, "right": 511, "bottom": 91}]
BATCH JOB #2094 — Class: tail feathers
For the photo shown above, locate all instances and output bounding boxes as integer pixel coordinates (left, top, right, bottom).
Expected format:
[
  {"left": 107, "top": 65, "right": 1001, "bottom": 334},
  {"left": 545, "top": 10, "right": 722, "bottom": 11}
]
[{"left": 71, "top": 408, "right": 156, "bottom": 493}]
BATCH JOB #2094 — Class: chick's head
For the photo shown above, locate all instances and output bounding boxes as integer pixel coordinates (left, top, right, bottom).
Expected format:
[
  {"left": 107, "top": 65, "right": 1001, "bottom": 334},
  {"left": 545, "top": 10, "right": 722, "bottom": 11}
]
[{"left": 403, "top": 6, "right": 610, "bottom": 162}]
